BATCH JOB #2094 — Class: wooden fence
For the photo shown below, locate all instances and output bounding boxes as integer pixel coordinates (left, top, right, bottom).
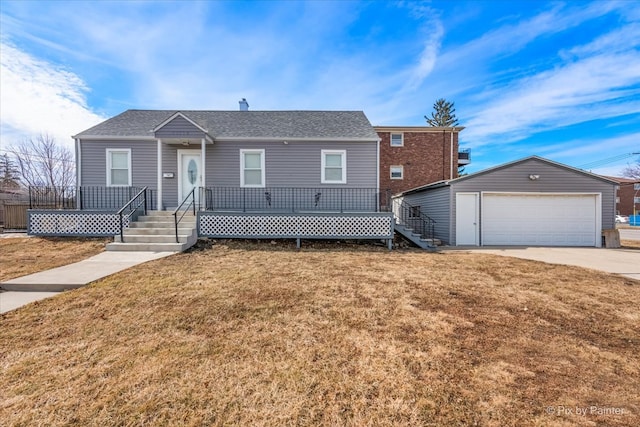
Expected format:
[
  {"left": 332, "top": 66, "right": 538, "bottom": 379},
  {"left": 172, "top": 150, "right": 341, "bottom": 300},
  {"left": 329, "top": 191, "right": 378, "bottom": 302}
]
[{"left": 2, "top": 202, "right": 29, "bottom": 230}]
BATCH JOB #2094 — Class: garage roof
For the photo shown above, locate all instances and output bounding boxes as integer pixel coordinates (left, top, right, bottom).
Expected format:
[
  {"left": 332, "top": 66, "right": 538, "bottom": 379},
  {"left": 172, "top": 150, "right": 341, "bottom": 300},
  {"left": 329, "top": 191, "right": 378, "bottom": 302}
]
[{"left": 396, "top": 156, "right": 619, "bottom": 197}]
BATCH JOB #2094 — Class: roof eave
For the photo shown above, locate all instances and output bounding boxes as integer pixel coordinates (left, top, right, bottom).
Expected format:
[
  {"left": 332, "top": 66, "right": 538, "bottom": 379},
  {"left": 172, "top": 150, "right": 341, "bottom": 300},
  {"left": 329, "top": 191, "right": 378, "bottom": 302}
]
[
  {"left": 74, "top": 135, "right": 156, "bottom": 141},
  {"left": 213, "top": 136, "right": 379, "bottom": 142},
  {"left": 374, "top": 126, "right": 465, "bottom": 132}
]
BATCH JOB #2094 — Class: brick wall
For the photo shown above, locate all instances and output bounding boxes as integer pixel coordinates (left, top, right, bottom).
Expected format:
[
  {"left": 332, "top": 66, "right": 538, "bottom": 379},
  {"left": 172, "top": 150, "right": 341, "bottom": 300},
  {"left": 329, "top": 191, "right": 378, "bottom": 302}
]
[
  {"left": 616, "top": 181, "right": 640, "bottom": 215},
  {"left": 377, "top": 130, "right": 459, "bottom": 195}
]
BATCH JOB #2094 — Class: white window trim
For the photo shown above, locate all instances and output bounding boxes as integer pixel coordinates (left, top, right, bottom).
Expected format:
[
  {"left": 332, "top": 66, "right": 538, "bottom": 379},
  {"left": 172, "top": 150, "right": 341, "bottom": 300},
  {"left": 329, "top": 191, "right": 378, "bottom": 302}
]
[
  {"left": 321, "top": 149, "right": 347, "bottom": 184},
  {"left": 106, "top": 148, "right": 132, "bottom": 186},
  {"left": 240, "top": 149, "right": 265, "bottom": 188},
  {"left": 390, "top": 133, "right": 404, "bottom": 147},
  {"left": 390, "top": 165, "right": 404, "bottom": 180}
]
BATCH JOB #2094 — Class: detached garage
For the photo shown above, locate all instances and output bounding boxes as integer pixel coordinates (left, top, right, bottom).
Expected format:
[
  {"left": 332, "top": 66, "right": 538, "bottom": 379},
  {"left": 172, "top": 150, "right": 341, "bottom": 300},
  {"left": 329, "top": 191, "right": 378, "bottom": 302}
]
[{"left": 395, "top": 156, "right": 617, "bottom": 247}]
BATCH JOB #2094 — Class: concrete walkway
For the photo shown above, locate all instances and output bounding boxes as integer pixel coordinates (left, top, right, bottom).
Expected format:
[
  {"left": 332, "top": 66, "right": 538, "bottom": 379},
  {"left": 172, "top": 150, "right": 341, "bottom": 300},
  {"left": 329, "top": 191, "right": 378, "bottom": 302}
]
[
  {"left": 454, "top": 247, "right": 640, "bottom": 281},
  {"left": 0, "top": 251, "right": 177, "bottom": 314}
]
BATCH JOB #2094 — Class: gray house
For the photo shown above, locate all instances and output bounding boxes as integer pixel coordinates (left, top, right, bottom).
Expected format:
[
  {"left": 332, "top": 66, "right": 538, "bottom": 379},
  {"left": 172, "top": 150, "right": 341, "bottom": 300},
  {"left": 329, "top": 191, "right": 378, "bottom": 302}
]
[
  {"left": 393, "top": 156, "right": 618, "bottom": 247},
  {"left": 74, "top": 108, "right": 381, "bottom": 210},
  {"left": 27, "top": 106, "right": 395, "bottom": 250}
]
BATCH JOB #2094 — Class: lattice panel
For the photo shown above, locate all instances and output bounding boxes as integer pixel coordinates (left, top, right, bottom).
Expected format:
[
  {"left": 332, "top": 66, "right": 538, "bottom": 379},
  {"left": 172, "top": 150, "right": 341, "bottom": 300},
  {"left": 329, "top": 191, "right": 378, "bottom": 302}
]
[
  {"left": 28, "top": 211, "right": 124, "bottom": 236},
  {"left": 199, "top": 213, "right": 393, "bottom": 238}
]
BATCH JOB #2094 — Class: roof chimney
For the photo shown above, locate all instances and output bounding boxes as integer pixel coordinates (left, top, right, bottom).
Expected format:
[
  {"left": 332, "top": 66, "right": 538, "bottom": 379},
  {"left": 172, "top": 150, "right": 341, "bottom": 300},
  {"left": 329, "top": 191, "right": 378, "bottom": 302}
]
[{"left": 239, "top": 98, "right": 249, "bottom": 111}]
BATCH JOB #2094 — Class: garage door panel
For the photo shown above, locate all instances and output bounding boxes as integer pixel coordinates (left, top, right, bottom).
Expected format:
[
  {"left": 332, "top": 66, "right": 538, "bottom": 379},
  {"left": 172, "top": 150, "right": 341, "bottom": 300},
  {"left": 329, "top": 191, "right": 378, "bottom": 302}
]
[{"left": 483, "top": 194, "right": 597, "bottom": 246}]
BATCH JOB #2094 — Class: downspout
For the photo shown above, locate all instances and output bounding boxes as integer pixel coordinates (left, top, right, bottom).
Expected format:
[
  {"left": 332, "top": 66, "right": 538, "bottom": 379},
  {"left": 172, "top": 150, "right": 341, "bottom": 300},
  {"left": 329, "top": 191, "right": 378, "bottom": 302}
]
[
  {"left": 75, "top": 138, "right": 81, "bottom": 209},
  {"left": 450, "top": 130, "right": 454, "bottom": 179},
  {"left": 442, "top": 130, "right": 446, "bottom": 180},
  {"left": 376, "top": 137, "right": 380, "bottom": 209},
  {"left": 201, "top": 137, "right": 206, "bottom": 209},
  {"left": 201, "top": 138, "right": 206, "bottom": 189},
  {"left": 157, "top": 139, "right": 162, "bottom": 210},
  {"left": 75, "top": 138, "right": 81, "bottom": 187}
]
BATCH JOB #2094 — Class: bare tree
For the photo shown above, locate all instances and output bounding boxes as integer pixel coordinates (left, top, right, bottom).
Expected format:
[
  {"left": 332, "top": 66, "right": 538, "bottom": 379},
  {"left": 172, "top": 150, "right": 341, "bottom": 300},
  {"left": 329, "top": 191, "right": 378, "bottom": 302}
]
[
  {"left": 622, "top": 159, "right": 640, "bottom": 180},
  {"left": 10, "top": 133, "right": 75, "bottom": 188}
]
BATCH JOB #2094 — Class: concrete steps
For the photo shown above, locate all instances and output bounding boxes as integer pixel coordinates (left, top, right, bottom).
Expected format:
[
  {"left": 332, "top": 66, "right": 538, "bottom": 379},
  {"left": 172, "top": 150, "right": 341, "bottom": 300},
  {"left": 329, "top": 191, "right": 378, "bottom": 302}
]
[
  {"left": 394, "top": 224, "right": 441, "bottom": 250},
  {"left": 107, "top": 210, "right": 198, "bottom": 252}
]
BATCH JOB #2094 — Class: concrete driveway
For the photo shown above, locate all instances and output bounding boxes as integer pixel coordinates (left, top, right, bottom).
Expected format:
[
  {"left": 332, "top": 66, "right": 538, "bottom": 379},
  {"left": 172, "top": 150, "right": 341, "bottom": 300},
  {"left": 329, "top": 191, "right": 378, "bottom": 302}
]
[{"left": 457, "top": 247, "right": 640, "bottom": 281}]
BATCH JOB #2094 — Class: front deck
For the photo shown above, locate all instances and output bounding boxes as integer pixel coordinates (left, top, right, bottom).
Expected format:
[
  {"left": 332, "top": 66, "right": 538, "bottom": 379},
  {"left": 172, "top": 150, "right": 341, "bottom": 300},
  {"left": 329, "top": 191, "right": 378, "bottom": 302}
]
[{"left": 26, "top": 186, "right": 395, "bottom": 249}]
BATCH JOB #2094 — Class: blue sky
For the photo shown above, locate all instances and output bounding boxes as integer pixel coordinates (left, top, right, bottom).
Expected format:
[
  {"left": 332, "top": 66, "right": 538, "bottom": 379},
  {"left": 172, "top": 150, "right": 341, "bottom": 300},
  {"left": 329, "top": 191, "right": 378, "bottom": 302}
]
[{"left": 1, "top": 0, "right": 639, "bottom": 175}]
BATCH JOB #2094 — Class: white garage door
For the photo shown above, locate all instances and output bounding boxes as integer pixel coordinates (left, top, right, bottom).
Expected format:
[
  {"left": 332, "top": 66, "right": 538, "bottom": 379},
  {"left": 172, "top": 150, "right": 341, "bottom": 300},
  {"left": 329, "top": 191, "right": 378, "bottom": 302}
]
[{"left": 483, "top": 193, "right": 598, "bottom": 246}]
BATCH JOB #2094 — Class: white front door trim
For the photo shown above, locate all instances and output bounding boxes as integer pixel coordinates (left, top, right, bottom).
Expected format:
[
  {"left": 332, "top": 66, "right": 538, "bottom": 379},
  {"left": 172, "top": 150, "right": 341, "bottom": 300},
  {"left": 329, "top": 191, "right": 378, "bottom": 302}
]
[{"left": 177, "top": 149, "right": 202, "bottom": 206}]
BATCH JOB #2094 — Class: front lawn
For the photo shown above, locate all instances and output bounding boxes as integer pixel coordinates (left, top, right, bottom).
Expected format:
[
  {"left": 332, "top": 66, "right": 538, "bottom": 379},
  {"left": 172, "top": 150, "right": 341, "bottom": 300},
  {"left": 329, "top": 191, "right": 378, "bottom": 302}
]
[
  {"left": 1, "top": 240, "right": 638, "bottom": 426},
  {"left": 0, "top": 237, "right": 107, "bottom": 282}
]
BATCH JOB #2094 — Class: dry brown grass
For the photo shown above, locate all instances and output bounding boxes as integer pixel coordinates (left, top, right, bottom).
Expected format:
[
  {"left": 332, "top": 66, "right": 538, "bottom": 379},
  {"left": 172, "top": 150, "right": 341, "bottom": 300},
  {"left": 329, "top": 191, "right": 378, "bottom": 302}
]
[
  {"left": 1, "top": 240, "right": 639, "bottom": 426},
  {"left": 0, "top": 237, "right": 107, "bottom": 282}
]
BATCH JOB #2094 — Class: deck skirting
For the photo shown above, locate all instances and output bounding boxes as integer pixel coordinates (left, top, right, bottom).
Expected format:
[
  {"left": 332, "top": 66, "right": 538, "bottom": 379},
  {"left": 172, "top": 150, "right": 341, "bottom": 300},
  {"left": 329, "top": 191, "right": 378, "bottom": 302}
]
[
  {"left": 198, "top": 211, "right": 394, "bottom": 240},
  {"left": 28, "top": 210, "right": 125, "bottom": 237}
]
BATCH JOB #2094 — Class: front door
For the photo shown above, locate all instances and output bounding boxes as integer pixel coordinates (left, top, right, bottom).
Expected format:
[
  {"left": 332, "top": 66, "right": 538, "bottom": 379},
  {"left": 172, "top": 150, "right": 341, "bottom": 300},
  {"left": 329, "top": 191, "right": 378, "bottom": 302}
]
[
  {"left": 456, "top": 192, "right": 479, "bottom": 246},
  {"left": 178, "top": 150, "right": 201, "bottom": 207}
]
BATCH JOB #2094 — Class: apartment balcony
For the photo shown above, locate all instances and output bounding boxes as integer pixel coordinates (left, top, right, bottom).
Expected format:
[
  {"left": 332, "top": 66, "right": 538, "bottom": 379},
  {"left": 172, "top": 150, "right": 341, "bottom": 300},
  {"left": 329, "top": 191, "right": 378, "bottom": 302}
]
[{"left": 458, "top": 149, "right": 471, "bottom": 166}]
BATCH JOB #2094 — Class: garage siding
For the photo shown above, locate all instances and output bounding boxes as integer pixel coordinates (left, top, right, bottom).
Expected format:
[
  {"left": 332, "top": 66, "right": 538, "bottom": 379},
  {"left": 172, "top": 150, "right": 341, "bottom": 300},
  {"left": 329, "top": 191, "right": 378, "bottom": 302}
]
[
  {"left": 450, "top": 158, "right": 616, "bottom": 245},
  {"left": 398, "top": 186, "right": 452, "bottom": 244}
]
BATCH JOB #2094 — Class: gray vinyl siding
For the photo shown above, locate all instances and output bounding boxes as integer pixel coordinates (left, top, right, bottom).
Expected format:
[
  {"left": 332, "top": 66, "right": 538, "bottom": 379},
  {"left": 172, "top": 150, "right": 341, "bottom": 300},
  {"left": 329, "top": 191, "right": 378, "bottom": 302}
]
[
  {"left": 400, "top": 186, "right": 452, "bottom": 244},
  {"left": 205, "top": 140, "right": 377, "bottom": 188},
  {"left": 80, "top": 139, "right": 157, "bottom": 188},
  {"left": 155, "top": 116, "right": 205, "bottom": 139},
  {"left": 161, "top": 144, "right": 179, "bottom": 208},
  {"left": 450, "top": 158, "right": 616, "bottom": 236},
  {"left": 155, "top": 140, "right": 378, "bottom": 208}
]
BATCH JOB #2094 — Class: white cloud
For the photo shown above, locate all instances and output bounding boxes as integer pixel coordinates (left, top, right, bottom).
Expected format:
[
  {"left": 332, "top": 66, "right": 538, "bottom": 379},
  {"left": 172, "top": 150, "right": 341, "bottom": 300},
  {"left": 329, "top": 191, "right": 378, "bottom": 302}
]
[
  {"left": 462, "top": 49, "right": 640, "bottom": 147},
  {"left": 0, "top": 41, "right": 105, "bottom": 152},
  {"left": 402, "top": 5, "right": 444, "bottom": 90},
  {"left": 539, "top": 133, "right": 640, "bottom": 160}
]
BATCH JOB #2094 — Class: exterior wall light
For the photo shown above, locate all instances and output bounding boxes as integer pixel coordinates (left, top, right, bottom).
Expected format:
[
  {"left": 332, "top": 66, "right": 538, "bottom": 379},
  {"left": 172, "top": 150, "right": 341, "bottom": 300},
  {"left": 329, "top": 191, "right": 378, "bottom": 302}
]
[{"left": 529, "top": 174, "right": 540, "bottom": 180}]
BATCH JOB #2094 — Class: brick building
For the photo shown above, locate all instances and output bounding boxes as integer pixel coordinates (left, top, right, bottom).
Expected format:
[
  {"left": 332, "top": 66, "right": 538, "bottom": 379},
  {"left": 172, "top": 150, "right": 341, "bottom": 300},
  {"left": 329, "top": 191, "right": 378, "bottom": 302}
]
[
  {"left": 375, "top": 126, "right": 467, "bottom": 196},
  {"left": 604, "top": 176, "right": 640, "bottom": 215}
]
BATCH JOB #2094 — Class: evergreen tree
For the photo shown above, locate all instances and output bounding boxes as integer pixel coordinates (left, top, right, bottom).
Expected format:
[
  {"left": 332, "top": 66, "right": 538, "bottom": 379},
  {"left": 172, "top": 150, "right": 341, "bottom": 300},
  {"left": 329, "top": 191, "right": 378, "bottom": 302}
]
[
  {"left": 425, "top": 98, "right": 459, "bottom": 127},
  {"left": 0, "top": 153, "right": 21, "bottom": 190}
]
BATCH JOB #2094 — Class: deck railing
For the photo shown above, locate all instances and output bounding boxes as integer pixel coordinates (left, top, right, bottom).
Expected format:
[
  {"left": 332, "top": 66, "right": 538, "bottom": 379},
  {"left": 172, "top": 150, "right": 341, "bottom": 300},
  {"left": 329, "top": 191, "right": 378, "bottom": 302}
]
[
  {"left": 201, "top": 187, "right": 384, "bottom": 213},
  {"left": 29, "top": 186, "right": 77, "bottom": 209},
  {"left": 28, "top": 186, "right": 155, "bottom": 211}
]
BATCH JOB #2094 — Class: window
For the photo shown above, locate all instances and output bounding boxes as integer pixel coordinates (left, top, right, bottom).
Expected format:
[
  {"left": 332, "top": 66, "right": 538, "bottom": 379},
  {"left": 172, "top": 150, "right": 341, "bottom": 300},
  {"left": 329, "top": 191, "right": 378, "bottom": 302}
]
[
  {"left": 240, "top": 149, "right": 265, "bottom": 187},
  {"left": 106, "top": 149, "right": 131, "bottom": 186},
  {"left": 390, "top": 133, "right": 403, "bottom": 147},
  {"left": 635, "top": 197, "right": 640, "bottom": 204},
  {"left": 616, "top": 197, "right": 620, "bottom": 203},
  {"left": 635, "top": 183, "right": 640, "bottom": 190},
  {"left": 321, "top": 150, "right": 346, "bottom": 184},
  {"left": 390, "top": 165, "right": 404, "bottom": 180}
]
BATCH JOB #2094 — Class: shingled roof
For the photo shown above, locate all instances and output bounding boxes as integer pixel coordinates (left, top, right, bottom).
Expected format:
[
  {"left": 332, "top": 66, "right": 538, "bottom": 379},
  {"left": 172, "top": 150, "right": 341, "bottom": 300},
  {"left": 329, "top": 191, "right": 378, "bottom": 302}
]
[{"left": 74, "top": 110, "right": 379, "bottom": 140}]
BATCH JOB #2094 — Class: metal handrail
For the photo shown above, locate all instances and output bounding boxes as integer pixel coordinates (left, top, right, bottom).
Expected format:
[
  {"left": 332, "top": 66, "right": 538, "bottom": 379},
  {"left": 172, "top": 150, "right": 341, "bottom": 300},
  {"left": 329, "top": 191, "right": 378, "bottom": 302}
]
[
  {"left": 173, "top": 188, "right": 196, "bottom": 243},
  {"left": 117, "top": 186, "right": 148, "bottom": 242},
  {"left": 394, "top": 199, "right": 437, "bottom": 244}
]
